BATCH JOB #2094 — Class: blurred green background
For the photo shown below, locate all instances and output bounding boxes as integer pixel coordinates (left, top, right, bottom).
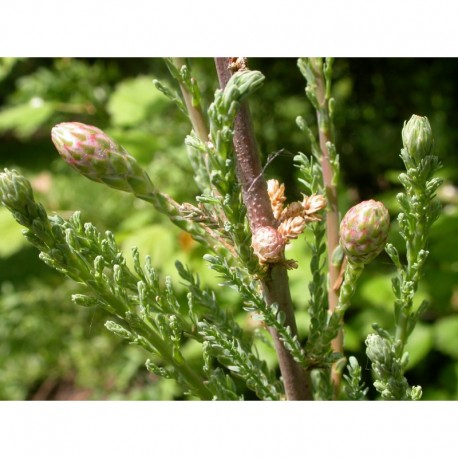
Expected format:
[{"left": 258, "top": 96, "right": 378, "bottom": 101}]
[{"left": 0, "top": 58, "right": 457, "bottom": 400}]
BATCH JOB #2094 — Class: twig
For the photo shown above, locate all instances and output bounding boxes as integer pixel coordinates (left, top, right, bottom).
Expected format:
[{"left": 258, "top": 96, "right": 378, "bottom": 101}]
[
  {"left": 311, "top": 59, "right": 343, "bottom": 396},
  {"left": 171, "top": 58, "right": 210, "bottom": 142}
]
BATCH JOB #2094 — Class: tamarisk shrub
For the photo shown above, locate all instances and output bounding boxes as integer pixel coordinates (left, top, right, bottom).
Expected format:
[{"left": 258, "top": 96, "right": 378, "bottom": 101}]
[{"left": 0, "top": 58, "right": 443, "bottom": 400}]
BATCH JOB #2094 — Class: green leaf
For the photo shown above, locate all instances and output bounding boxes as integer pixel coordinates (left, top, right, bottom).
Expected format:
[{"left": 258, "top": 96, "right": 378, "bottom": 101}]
[
  {"left": 434, "top": 315, "right": 458, "bottom": 359},
  {"left": 105, "top": 128, "right": 162, "bottom": 164},
  {"left": 0, "top": 208, "right": 27, "bottom": 257},
  {"left": 119, "top": 224, "right": 177, "bottom": 274},
  {"left": 0, "top": 100, "right": 56, "bottom": 138},
  {"left": 342, "top": 324, "right": 361, "bottom": 352},
  {"left": 404, "top": 323, "right": 434, "bottom": 369},
  {"left": 357, "top": 274, "right": 393, "bottom": 311},
  {"left": 0, "top": 58, "right": 21, "bottom": 82},
  {"left": 107, "top": 76, "right": 168, "bottom": 127}
]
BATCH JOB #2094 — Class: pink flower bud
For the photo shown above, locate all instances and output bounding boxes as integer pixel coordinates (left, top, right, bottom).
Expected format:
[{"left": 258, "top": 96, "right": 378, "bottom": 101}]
[
  {"left": 51, "top": 122, "right": 154, "bottom": 198},
  {"left": 340, "top": 200, "right": 390, "bottom": 265}
]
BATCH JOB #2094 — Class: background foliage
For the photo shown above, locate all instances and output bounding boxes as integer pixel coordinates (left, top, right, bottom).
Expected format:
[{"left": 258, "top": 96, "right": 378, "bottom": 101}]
[{"left": 0, "top": 58, "right": 457, "bottom": 400}]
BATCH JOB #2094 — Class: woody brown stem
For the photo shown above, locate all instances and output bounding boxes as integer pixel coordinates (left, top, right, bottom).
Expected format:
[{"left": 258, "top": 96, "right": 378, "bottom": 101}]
[{"left": 215, "top": 57, "right": 312, "bottom": 400}]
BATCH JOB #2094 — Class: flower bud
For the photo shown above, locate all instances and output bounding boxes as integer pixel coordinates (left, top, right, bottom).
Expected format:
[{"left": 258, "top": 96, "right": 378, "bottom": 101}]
[
  {"left": 51, "top": 122, "right": 154, "bottom": 199},
  {"left": 222, "top": 70, "right": 265, "bottom": 107},
  {"left": 0, "top": 168, "right": 33, "bottom": 212},
  {"left": 251, "top": 225, "right": 285, "bottom": 264},
  {"left": 339, "top": 199, "right": 390, "bottom": 265},
  {"left": 365, "top": 333, "right": 392, "bottom": 366},
  {"left": 0, "top": 168, "right": 48, "bottom": 228},
  {"left": 401, "top": 115, "right": 433, "bottom": 160}
]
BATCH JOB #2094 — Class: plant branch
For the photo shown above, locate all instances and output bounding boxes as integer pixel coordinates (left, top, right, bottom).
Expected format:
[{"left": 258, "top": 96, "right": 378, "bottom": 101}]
[
  {"left": 309, "top": 59, "right": 342, "bottom": 395},
  {"left": 171, "top": 58, "right": 209, "bottom": 142},
  {"left": 215, "top": 57, "right": 312, "bottom": 400}
]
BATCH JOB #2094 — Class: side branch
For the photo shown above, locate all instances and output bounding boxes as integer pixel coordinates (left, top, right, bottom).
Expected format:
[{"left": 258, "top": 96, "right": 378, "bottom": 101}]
[
  {"left": 171, "top": 58, "right": 210, "bottom": 142},
  {"left": 313, "top": 62, "right": 343, "bottom": 395}
]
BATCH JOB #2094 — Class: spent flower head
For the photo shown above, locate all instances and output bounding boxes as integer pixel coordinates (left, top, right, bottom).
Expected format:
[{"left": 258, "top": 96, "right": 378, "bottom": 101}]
[
  {"left": 51, "top": 122, "right": 155, "bottom": 198},
  {"left": 340, "top": 199, "right": 390, "bottom": 265}
]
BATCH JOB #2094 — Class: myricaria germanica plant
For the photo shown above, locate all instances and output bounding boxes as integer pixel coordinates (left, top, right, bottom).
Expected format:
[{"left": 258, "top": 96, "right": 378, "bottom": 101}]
[{"left": 0, "top": 58, "right": 443, "bottom": 400}]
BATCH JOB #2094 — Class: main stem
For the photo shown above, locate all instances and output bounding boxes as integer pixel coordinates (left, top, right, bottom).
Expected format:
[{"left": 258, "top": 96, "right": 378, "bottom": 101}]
[
  {"left": 215, "top": 57, "right": 312, "bottom": 400},
  {"left": 313, "top": 62, "right": 342, "bottom": 395}
]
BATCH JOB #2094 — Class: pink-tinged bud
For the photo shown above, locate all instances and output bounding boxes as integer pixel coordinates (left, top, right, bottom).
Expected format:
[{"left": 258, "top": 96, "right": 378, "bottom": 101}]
[
  {"left": 51, "top": 122, "right": 154, "bottom": 198},
  {"left": 339, "top": 200, "right": 390, "bottom": 265},
  {"left": 251, "top": 225, "right": 285, "bottom": 264}
]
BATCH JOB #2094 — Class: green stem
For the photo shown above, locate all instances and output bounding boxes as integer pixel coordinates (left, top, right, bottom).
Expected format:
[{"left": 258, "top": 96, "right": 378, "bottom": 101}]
[
  {"left": 308, "top": 58, "right": 342, "bottom": 393},
  {"left": 171, "top": 58, "right": 209, "bottom": 142},
  {"left": 141, "top": 319, "right": 213, "bottom": 400},
  {"left": 395, "top": 312, "right": 409, "bottom": 345},
  {"left": 337, "top": 261, "right": 364, "bottom": 314},
  {"left": 395, "top": 205, "right": 426, "bottom": 352}
]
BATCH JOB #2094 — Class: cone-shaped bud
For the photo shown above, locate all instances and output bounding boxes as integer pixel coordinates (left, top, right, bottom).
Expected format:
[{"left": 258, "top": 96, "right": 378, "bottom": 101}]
[
  {"left": 340, "top": 199, "right": 390, "bottom": 265},
  {"left": 51, "top": 122, "right": 154, "bottom": 199},
  {"left": 402, "top": 115, "right": 433, "bottom": 160}
]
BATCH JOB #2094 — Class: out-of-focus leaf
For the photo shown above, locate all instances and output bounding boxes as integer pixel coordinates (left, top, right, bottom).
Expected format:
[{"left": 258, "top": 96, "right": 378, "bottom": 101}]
[
  {"left": 106, "top": 128, "right": 161, "bottom": 164},
  {"left": 0, "top": 208, "right": 27, "bottom": 257},
  {"left": 120, "top": 224, "right": 177, "bottom": 274},
  {"left": 357, "top": 274, "right": 393, "bottom": 311},
  {"left": 283, "top": 235, "right": 312, "bottom": 310},
  {"left": 348, "top": 308, "right": 391, "bottom": 340},
  {"left": 357, "top": 272, "right": 430, "bottom": 313},
  {"left": 437, "top": 362, "right": 458, "bottom": 399},
  {"left": 343, "top": 324, "right": 361, "bottom": 352},
  {"left": 429, "top": 212, "right": 458, "bottom": 264},
  {"left": 434, "top": 315, "right": 458, "bottom": 359},
  {"left": 0, "top": 58, "right": 21, "bottom": 82},
  {"left": 404, "top": 322, "right": 434, "bottom": 369},
  {"left": 0, "top": 100, "right": 56, "bottom": 138},
  {"left": 107, "top": 76, "right": 168, "bottom": 127}
]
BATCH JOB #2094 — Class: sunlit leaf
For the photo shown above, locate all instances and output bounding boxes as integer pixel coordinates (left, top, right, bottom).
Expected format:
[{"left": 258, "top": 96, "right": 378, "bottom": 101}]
[
  {"left": 434, "top": 315, "right": 458, "bottom": 359},
  {"left": 107, "top": 76, "right": 168, "bottom": 127},
  {"left": 0, "top": 208, "right": 27, "bottom": 257},
  {"left": 0, "top": 100, "right": 56, "bottom": 138},
  {"left": 405, "top": 323, "right": 434, "bottom": 369}
]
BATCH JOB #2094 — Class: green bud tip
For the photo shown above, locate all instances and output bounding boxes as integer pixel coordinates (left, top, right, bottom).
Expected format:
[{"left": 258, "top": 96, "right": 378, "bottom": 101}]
[
  {"left": 340, "top": 199, "right": 390, "bottom": 265},
  {"left": 51, "top": 122, "right": 154, "bottom": 197},
  {"left": 402, "top": 115, "right": 433, "bottom": 160},
  {"left": 0, "top": 168, "right": 48, "bottom": 228},
  {"left": 0, "top": 168, "right": 33, "bottom": 208}
]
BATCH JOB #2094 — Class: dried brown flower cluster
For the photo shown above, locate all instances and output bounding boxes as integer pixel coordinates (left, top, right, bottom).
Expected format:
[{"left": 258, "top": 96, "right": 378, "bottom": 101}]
[
  {"left": 251, "top": 179, "right": 327, "bottom": 267},
  {"left": 268, "top": 179, "right": 326, "bottom": 240}
]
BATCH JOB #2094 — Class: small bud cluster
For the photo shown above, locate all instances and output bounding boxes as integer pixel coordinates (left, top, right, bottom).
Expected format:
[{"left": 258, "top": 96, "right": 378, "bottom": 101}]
[{"left": 251, "top": 179, "right": 326, "bottom": 266}]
